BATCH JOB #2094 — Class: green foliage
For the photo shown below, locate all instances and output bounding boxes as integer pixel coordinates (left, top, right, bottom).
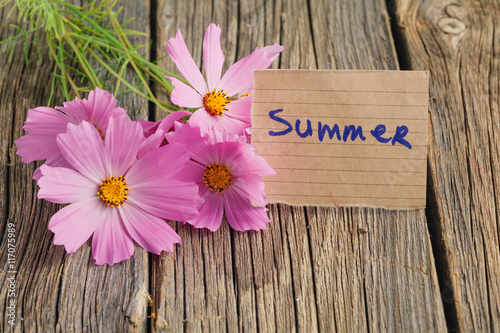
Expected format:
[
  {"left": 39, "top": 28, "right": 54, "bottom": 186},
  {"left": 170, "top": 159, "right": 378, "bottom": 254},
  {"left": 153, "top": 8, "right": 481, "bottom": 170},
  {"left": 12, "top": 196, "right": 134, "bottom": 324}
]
[
  {"left": 0, "top": 0, "right": 185, "bottom": 113},
  {"left": 1, "top": 0, "right": 71, "bottom": 38}
]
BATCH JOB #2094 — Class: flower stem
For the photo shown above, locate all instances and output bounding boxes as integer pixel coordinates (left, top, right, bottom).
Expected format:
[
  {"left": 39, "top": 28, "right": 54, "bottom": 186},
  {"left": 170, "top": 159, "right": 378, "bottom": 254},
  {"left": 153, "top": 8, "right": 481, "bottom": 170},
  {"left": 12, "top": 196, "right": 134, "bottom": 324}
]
[
  {"left": 86, "top": 47, "right": 179, "bottom": 112},
  {"left": 46, "top": 32, "right": 80, "bottom": 100},
  {"left": 104, "top": 0, "right": 167, "bottom": 111},
  {"left": 1, "top": 0, "right": 186, "bottom": 111},
  {"left": 65, "top": 32, "right": 101, "bottom": 88}
]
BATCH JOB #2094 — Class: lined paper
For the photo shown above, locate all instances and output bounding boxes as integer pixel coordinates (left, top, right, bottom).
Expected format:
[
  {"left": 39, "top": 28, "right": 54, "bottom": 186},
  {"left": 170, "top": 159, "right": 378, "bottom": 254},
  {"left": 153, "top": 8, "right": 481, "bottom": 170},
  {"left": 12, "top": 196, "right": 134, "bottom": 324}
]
[{"left": 251, "top": 70, "right": 429, "bottom": 209}]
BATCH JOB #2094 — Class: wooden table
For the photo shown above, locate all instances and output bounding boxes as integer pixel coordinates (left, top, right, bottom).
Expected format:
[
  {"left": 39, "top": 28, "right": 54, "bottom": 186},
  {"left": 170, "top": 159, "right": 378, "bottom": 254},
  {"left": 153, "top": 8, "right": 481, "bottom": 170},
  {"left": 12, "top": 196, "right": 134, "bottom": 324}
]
[{"left": 1, "top": 0, "right": 499, "bottom": 332}]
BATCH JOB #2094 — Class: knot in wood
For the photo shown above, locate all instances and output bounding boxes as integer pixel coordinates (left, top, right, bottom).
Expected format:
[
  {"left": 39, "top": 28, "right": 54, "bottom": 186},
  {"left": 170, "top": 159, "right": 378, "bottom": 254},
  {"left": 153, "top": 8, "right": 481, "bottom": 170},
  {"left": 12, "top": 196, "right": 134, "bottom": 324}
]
[{"left": 437, "top": 17, "right": 466, "bottom": 35}]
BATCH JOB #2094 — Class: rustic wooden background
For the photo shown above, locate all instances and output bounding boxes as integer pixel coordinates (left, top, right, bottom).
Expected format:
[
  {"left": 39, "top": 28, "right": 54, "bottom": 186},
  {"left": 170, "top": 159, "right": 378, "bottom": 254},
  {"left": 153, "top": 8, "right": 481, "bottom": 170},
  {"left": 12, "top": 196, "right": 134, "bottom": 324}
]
[{"left": 1, "top": 0, "right": 499, "bottom": 332}]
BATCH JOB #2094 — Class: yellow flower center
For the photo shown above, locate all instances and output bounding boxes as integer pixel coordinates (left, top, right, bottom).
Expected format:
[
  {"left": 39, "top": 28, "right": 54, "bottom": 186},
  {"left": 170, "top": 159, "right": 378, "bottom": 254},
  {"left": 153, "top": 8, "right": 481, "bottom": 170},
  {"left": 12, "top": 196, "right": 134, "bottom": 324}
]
[
  {"left": 203, "top": 163, "right": 232, "bottom": 193},
  {"left": 203, "top": 89, "right": 231, "bottom": 117},
  {"left": 96, "top": 127, "right": 105, "bottom": 140},
  {"left": 98, "top": 176, "right": 129, "bottom": 207}
]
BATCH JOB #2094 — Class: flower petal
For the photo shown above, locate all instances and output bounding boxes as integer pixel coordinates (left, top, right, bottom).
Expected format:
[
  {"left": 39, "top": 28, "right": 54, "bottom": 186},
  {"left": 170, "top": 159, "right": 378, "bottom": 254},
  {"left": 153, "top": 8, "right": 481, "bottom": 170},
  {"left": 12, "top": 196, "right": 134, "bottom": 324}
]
[
  {"left": 15, "top": 107, "right": 70, "bottom": 163},
  {"left": 37, "top": 165, "right": 97, "bottom": 204},
  {"left": 85, "top": 87, "right": 127, "bottom": 129},
  {"left": 165, "top": 123, "right": 217, "bottom": 165},
  {"left": 16, "top": 133, "right": 62, "bottom": 164},
  {"left": 119, "top": 202, "right": 181, "bottom": 254},
  {"left": 166, "top": 122, "right": 247, "bottom": 167},
  {"left": 230, "top": 144, "right": 277, "bottom": 176},
  {"left": 205, "top": 140, "right": 245, "bottom": 168},
  {"left": 232, "top": 174, "right": 268, "bottom": 207},
  {"left": 203, "top": 24, "right": 224, "bottom": 91},
  {"left": 54, "top": 98, "right": 88, "bottom": 123},
  {"left": 167, "top": 29, "right": 208, "bottom": 95},
  {"left": 223, "top": 188, "right": 270, "bottom": 231},
  {"left": 187, "top": 107, "right": 221, "bottom": 134},
  {"left": 171, "top": 159, "right": 206, "bottom": 183},
  {"left": 48, "top": 197, "right": 104, "bottom": 253},
  {"left": 217, "top": 116, "right": 249, "bottom": 136},
  {"left": 104, "top": 116, "right": 142, "bottom": 176},
  {"left": 137, "top": 130, "right": 164, "bottom": 159},
  {"left": 139, "top": 120, "right": 160, "bottom": 138},
  {"left": 258, "top": 44, "right": 285, "bottom": 64},
  {"left": 187, "top": 106, "right": 248, "bottom": 136},
  {"left": 126, "top": 142, "right": 190, "bottom": 185},
  {"left": 128, "top": 179, "right": 202, "bottom": 222},
  {"left": 157, "top": 110, "right": 193, "bottom": 133},
  {"left": 225, "top": 96, "right": 252, "bottom": 124},
  {"left": 137, "top": 120, "right": 155, "bottom": 131},
  {"left": 187, "top": 185, "right": 224, "bottom": 231},
  {"left": 92, "top": 207, "right": 134, "bottom": 266},
  {"left": 33, "top": 153, "right": 74, "bottom": 181},
  {"left": 32, "top": 168, "right": 43, "bottom": 181},
  {"left": 219, "top": 44, "right": 284, "bottom": 96},
  {"left": 45, "top": 153, "right": 74, "bottom": 169},
  {"left": 56, "top": 121, "right": 107, "bottom": 183},
  {"left": 166, "top": 76, "right": 204, "bottom": 108},
  {"left": 55, "top": 88, "right": 127, "bottom": 133}
]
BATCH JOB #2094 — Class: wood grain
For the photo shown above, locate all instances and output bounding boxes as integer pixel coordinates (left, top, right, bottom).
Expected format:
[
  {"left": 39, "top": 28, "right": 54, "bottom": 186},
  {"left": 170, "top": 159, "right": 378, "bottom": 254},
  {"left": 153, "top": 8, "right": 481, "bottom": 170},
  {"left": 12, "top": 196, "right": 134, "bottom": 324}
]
[
  {"left": 393, "top": 0, "right": 500, "bottom": 331},
  {"left": 7, "top": 0, "right": 499, "bottom": 331},
  {"left": 0, "top": 1, "right": 151, "bottom": 332},
  {"left": 151, "top": 0, "right": 446, "bottom": 332}
]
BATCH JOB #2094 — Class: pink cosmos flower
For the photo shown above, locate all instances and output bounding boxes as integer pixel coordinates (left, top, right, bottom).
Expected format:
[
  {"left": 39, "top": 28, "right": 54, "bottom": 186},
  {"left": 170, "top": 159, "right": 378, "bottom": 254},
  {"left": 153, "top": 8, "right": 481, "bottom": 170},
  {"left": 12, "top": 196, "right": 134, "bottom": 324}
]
[
  {"left": 15, "top": 88, "right": 127, "bottom": 180},
  {"left": 37, "top": 116, "right": 202, "bottom": 265},
  {"left": 165, "top": 122, "right": 276, "bottom": 232},
  {"left": 166, "top": 23, "right": 283, "bottom": 135}
]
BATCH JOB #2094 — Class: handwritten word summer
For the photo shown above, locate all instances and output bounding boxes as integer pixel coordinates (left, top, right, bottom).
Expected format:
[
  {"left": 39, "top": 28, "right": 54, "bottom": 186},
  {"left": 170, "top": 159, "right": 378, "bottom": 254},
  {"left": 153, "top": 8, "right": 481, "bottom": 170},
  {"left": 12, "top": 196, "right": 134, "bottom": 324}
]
[{"left": 267, "top": 109, "right": 412, "bottom": 149}]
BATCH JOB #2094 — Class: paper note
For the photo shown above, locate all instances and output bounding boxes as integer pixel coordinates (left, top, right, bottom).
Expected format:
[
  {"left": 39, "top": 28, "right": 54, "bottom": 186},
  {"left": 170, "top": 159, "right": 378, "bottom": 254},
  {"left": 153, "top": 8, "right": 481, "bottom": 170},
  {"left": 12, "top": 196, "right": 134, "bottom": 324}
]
[{"left": 251, "top": 70, "right": 429, "bottom": 209}]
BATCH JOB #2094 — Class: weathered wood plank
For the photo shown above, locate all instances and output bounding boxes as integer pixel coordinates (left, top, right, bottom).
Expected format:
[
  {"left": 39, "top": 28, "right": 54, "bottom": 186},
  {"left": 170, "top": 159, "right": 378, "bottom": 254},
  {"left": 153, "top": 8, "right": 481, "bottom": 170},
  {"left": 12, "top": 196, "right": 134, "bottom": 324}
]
[
  {"left": 153, "top": 0, "right": 299, "bottom": 331},
  {"left": 153, "top": 2, "right": 240, "bottom": 331},
  {"left": 0, "top": 1, "right": 151, "bottom": 332},
  {"left": 0, "top": 4, "right": 67, "bottom": 332},
  {"left": 307, "top": 1, "right": 447, "bottom": 330},
  {"left": 393, "top": 0, "right": 500, "bottom": 330},
  {"left": 2, "top": 0, "right": 473, "bottom": 331},
  {"left": 152, "top": 0, "right": 447, "bottom": 332}
]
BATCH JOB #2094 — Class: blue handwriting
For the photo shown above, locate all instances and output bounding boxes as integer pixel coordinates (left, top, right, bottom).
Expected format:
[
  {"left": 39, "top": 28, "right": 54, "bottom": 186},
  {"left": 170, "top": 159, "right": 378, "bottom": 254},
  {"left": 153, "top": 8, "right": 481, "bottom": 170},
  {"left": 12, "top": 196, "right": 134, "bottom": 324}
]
[{"left": 268, "top": 109, "right": 412, "bottom": 149}]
